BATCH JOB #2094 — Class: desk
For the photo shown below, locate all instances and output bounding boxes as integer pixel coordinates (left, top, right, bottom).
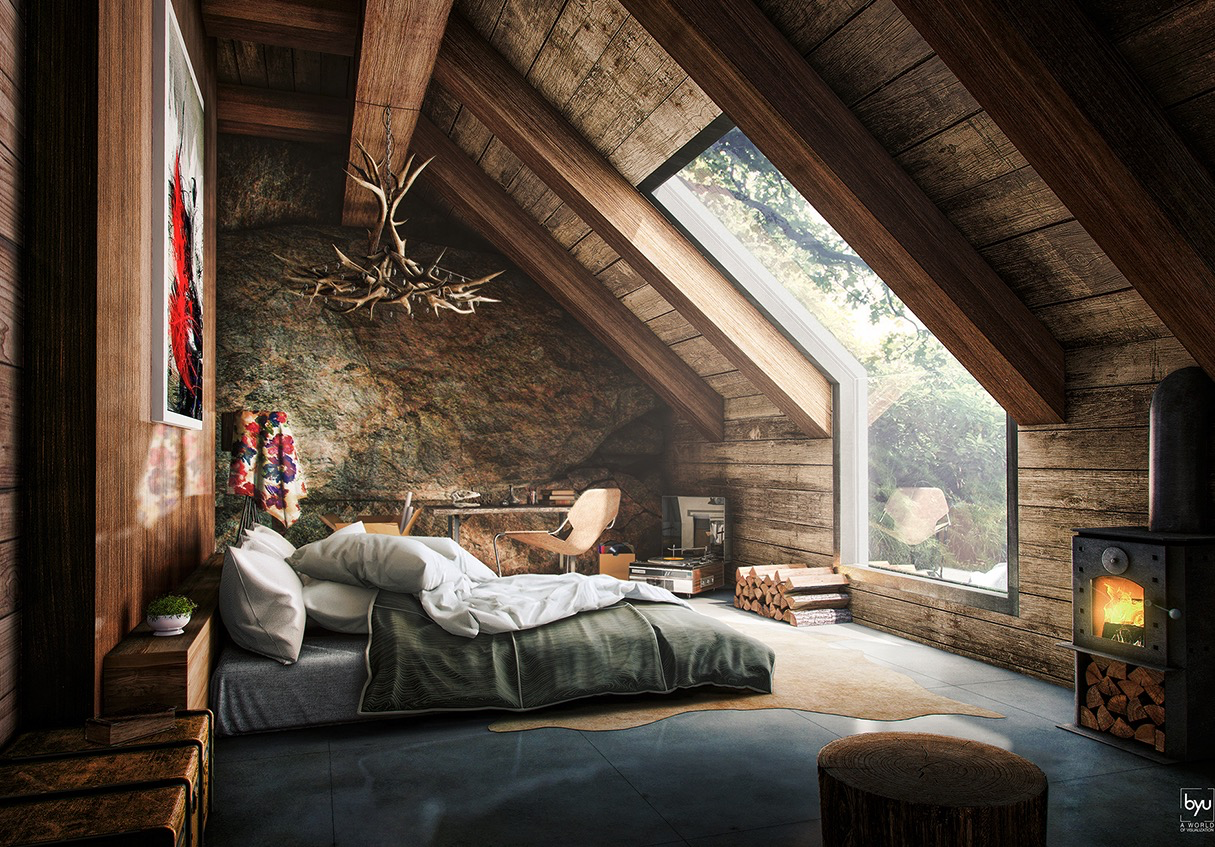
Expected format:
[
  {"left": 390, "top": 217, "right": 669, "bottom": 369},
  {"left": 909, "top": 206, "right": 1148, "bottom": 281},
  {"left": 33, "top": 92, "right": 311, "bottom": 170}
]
[{"left": 431, "top": 505, "right": 568, "bottom": 544}]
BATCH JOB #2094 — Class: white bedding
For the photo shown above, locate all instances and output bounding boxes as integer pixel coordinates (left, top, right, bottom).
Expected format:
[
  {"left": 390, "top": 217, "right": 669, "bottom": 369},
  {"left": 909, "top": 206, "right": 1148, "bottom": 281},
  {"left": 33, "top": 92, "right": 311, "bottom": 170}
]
[{"left": 289, "top": 535, "right": 686, "bottom": 638}]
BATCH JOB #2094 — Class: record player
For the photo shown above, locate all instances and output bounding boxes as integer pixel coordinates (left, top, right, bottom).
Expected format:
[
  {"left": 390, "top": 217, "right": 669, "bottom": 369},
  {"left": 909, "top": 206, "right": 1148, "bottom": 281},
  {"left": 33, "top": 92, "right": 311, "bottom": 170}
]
[{"left": 628, "top": 495, "right": 728, "bottom": 595}]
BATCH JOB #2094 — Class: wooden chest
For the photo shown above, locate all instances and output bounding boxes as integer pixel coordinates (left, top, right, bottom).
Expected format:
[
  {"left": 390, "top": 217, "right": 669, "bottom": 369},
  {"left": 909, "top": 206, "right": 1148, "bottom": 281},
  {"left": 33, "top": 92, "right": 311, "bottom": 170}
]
[
  {"left": 0, "top": 710, "right": 212, "bottom": 847},
  {"left": 102, "top": 560, "right": 222, "bottom": 714}
]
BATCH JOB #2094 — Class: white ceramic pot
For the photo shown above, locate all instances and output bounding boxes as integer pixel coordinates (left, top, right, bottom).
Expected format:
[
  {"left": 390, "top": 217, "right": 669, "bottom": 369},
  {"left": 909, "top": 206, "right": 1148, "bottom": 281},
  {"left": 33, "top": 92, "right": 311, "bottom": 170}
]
[{"left": 147, "top": 613, "right": 192, "bottom": 637}]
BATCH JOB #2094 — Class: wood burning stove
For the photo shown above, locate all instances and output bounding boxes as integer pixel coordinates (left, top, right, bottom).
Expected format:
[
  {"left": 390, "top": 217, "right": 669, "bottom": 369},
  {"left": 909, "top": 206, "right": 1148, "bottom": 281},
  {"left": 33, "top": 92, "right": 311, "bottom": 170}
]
[
  {"left": 1065, "top": 527, "right": 1215, "bottom": 760},
  {"left": 1061, "top": 367, "right": 1215, "bottom": 760}
]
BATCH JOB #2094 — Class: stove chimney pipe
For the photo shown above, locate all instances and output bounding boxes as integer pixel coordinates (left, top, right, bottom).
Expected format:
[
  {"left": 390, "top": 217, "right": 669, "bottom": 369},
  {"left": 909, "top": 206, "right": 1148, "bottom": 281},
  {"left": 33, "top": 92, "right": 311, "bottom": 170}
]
[{"left": 1149, "top": 366, "right": 1215, "bottom": 533}]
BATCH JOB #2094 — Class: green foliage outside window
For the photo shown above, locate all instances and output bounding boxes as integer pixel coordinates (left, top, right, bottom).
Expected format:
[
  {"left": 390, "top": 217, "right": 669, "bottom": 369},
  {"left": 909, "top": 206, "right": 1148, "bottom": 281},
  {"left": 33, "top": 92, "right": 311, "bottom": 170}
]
[{"left": 676, "top": 130, "right": 1008, "bottom": 583}]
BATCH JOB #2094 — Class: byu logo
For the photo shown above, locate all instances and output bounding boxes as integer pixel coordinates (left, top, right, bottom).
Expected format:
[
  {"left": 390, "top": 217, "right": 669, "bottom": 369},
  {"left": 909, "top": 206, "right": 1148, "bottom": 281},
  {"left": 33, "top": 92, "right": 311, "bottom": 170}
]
[{"left": 1181, "top": 788, "right": 1215, "bottom": 823}]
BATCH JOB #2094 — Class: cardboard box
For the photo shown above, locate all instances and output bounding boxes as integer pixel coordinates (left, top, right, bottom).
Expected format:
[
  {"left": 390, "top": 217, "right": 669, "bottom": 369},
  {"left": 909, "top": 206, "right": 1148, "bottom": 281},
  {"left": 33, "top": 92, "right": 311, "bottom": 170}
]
[{"left": 599, "top": 553, "right": 636, "bottom": 580}]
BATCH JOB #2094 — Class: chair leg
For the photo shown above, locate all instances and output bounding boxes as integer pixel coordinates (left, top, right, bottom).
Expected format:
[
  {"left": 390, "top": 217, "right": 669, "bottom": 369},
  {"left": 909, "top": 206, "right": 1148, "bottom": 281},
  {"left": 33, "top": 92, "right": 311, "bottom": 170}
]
[{"left": 492, "top": 533, "right": 507, "bottom": 577}]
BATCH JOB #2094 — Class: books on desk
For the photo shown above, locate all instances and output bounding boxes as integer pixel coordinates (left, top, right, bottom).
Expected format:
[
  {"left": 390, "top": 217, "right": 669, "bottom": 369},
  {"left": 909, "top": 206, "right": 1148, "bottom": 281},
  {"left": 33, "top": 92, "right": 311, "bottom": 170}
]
[{"left": 547, "top": 488, "right": 576, "bottom": 506}]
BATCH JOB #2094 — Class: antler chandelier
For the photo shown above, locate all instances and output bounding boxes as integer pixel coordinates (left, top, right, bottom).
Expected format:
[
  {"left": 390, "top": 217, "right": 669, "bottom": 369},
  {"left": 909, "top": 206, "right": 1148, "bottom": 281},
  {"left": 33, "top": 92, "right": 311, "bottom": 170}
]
[{"left": 278, "top": 108, "right": 501, "bottom": 317}]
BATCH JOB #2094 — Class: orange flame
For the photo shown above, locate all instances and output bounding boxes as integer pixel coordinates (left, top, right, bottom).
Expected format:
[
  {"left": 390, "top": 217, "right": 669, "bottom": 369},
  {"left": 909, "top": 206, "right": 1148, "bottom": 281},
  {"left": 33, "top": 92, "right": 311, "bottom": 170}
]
[{"left": 1102, "top": 581, "right": 1144, "bottom": 628}]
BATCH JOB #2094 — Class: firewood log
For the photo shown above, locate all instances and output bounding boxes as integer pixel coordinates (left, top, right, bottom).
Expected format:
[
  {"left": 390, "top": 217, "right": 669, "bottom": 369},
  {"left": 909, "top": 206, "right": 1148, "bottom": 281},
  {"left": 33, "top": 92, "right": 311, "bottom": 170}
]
[
  {"left": 1110, "top": 718, "right": 1134, "bottom": 739},
  {"left": 1092, "top": 656, "right": 1110, "bottom": 671},
  {"left": 779, "top": 573, "right": 849, "bottom": 593},
  {"left": 1107, "top": 693, "right": 1127, "bottom": 716},
  {"left": 1097, "top": 677, "right": 1119, "bottom": 697},
  {"left": 1117, "top": 679, "right": 1143, "bottom": 700},
  {"left": 749, "top": 564, "right": 807, "bottom": 582},
  {"left": 1126, "top": 698, "right": 1148, "bottom": 723},
  {"left": 1155, "top": 731, "right": 1166, "bottom": 753},
  {"left": 1085, "top": 686, "right": 1103, "bottom": 709},
  {"left": 1097, "top": 705, "right": 1114, "bottom": 731},
  {"left": 1106, "top": 661, "right": 1128, "bottom": 680},
  {"left": 1079, "top": 707, "right": 1099, "bottom": 730},
  {"left": 1129, "top": 666, "right": 1164, "bottom": 686},
  {"left": 1085, "top": 662, "right": 1103, "bottom": 686},
  {"left": 784, "top": 593, "right": 850, "bottom": 611},
  {"left": 1144, "top": 683, "right": 1165, "bottom": 705},
  {"left": 1144, "top": 704, "right": 1166, "bottom": 725},
  {"left": 1134, "top": 723, "right": 1156, "bottom": 745}
]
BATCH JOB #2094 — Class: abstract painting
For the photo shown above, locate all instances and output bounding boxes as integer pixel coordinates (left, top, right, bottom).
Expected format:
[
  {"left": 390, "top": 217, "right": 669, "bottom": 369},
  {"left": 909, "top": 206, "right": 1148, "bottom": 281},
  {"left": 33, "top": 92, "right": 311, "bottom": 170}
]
[{"left": 152, "top": 0, "right": 204, "bottom": 429}]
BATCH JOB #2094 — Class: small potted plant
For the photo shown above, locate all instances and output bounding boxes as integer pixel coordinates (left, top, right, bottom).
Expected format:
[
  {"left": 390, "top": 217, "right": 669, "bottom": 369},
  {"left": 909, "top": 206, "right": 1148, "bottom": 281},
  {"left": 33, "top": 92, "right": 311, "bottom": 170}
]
[{"left": 145, "top": 595, "right": 199, "bottom": 637}]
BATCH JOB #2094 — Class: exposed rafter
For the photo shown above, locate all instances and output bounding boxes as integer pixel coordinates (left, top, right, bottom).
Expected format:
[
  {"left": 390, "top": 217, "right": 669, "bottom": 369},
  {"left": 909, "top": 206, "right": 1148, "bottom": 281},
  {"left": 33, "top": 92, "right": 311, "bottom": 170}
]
[
  {"left": 343, "top": 0, "right": 453, "bottom": 227},
  {"left": 620, "top": 0, "right": 1065, "bottom": 426},
  {"left": 412, "top": 117, "right": 725, "bottom": 441},
  {"left": 202, "top": 0, "right": 360, "bottom": 55},
  {"left": 893, "top": 0, "right": 1215, "bottom": 383},
  {"left": 217, "top": 84, "right": 349, "bottom": 143},
  {"left": 433, "top": 14, "right": 834, "bottom": 439}
]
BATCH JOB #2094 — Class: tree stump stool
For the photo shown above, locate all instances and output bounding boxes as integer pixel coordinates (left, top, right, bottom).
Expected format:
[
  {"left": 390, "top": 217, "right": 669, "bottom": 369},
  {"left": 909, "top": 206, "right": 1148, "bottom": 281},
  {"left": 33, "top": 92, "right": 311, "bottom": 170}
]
[{"left": 818, "top": 732, "right": 1047, "bottom": 847}]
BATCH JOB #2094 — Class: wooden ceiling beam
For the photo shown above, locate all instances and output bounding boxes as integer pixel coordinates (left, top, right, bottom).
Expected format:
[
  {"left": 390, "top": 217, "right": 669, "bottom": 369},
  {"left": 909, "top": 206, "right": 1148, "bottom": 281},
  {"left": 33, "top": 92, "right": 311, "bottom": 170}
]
[
  {"left": 217, "top": 84, "right": 349, "bottom": 143},
  {"left": 620, "top": 0, "right": 1065, "bottom": 426},
  {"left": 412, "top": 118, "right": 725, "bottom": 441},
  {"left": 343, "top": 0, "right": 453, "bottom": 227},
  {"left": 433, "top": 15, "right": 834, "bottom": 438},
  {"left": 892, "top": 0, "right": 1215, "bottom": 384},
  {"left": 202, "top": 0, "right": 360, "bottom": 55}
]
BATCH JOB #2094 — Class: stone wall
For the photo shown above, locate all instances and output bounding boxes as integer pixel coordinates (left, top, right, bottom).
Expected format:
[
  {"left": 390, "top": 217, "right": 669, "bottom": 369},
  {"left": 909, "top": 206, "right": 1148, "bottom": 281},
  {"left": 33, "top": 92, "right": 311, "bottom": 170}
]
[{"left": 215, "top": 137, "right": 666, "bottom": 571}]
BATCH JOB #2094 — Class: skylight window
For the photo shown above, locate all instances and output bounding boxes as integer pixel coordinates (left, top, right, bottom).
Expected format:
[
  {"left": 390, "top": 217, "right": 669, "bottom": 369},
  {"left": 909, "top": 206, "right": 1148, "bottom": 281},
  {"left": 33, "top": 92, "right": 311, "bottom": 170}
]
[{"left": 651, "top": 128, "right": 1012, "bottom": 598}]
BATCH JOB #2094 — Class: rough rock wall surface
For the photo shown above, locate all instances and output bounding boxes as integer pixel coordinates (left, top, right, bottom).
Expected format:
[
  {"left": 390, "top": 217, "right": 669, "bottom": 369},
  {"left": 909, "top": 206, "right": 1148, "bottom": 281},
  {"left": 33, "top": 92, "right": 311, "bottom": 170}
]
[{"left": 215, "top": 138, "right": 666, "bottom": 572}]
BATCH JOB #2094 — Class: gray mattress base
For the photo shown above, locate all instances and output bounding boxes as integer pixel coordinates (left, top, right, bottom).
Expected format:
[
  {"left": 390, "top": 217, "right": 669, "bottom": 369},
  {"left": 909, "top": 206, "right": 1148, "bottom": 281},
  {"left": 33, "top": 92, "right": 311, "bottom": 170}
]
[{"left": 210, "top": 635, "right": 372, "bottom": 736}]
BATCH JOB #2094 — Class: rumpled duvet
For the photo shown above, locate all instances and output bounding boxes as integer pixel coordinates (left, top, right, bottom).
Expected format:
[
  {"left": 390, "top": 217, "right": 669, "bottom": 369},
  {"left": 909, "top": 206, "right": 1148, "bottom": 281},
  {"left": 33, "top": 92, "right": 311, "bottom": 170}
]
[
  {"left": 289, "top": 534, "right": 688, "bottom": 637},
  {"left": 418, "top": 553, "right": 689, "bottom": 638}
]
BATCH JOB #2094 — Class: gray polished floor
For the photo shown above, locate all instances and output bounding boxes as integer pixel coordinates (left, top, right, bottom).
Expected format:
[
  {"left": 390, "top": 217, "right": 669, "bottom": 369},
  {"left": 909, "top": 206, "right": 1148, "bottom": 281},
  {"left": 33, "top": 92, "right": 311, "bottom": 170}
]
[{"left": 208, "top": 595, "right": 1215, "bottom": 846}]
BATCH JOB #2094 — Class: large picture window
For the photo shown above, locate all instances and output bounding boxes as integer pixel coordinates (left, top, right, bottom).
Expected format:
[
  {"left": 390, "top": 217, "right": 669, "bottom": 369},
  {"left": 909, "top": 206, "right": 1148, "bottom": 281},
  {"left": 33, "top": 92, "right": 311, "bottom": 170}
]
[{"left": 650, "top": 127, "right": 1013, "bottom": 600}]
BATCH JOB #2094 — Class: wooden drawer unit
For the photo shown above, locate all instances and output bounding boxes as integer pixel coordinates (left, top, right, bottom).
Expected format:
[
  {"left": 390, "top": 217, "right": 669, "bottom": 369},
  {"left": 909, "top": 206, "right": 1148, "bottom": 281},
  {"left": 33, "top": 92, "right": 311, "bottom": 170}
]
[
  {"left": 0, "top": 710, "right": 213, "bottom": 846},
  {"left": 102, "top": 558, "right": 222, "bottom": 714}
]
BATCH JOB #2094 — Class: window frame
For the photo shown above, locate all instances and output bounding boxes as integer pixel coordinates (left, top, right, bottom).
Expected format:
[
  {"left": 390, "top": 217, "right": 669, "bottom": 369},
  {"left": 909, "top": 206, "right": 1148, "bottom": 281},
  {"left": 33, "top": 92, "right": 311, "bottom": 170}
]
[{"left": 644, "top": 125, "right": 1019, "bottom": 615}]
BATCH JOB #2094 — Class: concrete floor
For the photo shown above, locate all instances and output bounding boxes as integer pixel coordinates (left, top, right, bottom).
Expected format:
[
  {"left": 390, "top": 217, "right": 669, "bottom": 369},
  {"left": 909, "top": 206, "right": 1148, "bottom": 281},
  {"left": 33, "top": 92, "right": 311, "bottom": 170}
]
[{"left": 208, "top": 594, "right": 1215, "bottom": 846}]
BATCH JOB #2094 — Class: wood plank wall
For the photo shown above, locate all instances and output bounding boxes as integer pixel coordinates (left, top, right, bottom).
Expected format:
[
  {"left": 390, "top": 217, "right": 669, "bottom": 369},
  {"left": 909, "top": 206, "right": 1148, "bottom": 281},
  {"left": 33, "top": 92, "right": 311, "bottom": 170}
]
[
  {"left": 0, "top": 0, "right": 21, "bottom": 746},
  {"left": 24, "top": 0, "right": 216, "bottom": 726},
  {"left": 93, "top": 0, "right": 217, "bottom": 713}
]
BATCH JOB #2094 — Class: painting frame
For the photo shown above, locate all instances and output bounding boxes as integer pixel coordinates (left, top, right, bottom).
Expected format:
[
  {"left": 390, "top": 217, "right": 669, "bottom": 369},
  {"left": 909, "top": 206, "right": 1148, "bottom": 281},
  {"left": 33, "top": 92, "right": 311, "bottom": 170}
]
[{"left": 151, "top": 0, "right": 205, "bottom": 430}]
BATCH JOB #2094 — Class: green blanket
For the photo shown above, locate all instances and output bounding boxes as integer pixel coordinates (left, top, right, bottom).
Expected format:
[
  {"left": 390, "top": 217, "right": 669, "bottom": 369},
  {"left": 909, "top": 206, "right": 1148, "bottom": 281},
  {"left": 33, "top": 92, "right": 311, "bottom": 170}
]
[{"left": 359, "top": 592, "right": 775, "bottom": 714}]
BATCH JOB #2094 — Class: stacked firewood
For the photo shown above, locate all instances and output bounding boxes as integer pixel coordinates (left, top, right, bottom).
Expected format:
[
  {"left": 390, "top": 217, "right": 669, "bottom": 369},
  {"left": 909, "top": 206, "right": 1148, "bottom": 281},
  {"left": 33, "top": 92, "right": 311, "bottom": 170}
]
[
  {"left": 1079, "top": 655, "right": 1165, "bottom": 752},
  {"left": 733, "top": 563, "right": 851, "bottom": 626}
]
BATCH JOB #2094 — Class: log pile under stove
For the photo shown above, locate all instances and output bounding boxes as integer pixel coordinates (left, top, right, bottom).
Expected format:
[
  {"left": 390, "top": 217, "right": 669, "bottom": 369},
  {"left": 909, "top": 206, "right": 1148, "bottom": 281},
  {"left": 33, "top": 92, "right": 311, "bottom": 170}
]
[
  {"left": 1079, "top": 656, "right": 1166, "bottom": 753},
  {"left": 733, "top": 563, "right": 852, "bottom": 626}
]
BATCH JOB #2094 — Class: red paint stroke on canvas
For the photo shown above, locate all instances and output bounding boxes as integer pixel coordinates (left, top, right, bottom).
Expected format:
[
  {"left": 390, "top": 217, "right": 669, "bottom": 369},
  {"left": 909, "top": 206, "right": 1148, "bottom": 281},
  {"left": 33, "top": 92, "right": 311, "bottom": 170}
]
[{"left": 168, "top": 149, "right": 199, "bottom": 396}]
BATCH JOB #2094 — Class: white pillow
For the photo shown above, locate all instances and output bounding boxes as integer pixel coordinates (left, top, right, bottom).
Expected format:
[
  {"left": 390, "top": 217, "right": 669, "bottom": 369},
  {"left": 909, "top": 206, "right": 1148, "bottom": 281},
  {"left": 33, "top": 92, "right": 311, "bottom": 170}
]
[
  {"left": 287, "top": 535, "right": 467, "bottom": 592},
  {"left": 220, "top": 546, "right": 307, "bottom": 664},
  {"left": 241, "top": 533, "right": 290, "bottom": 560},
  {"left": 242, "top": 524, "right": 296, "bottom": 558},
  {"left": 303, "top": 579, "right": 377, "bottom": 633},
  {"left": 330, "top": 520, "right": 366, "bottom": 537}
]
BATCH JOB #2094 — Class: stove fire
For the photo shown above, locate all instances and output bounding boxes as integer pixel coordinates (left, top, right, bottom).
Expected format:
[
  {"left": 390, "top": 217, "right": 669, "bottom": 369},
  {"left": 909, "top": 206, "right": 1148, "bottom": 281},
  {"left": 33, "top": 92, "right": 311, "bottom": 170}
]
[{"left": 1093, "top": 576, "right": 1144, "bottom": 646}]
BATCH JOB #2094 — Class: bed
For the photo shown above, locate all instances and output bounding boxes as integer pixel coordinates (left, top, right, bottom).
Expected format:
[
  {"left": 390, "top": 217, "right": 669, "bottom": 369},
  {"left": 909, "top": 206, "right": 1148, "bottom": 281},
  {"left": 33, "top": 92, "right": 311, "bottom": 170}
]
[{"left": 212, "top": 531, "right": 775, "bottom": 736}]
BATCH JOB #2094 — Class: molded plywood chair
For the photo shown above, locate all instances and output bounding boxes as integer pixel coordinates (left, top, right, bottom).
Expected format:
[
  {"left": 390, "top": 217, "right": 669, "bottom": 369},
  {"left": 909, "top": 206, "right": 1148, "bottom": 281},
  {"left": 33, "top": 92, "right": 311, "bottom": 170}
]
[{"left": 492, "top": 488, "right": 622, "bottom": 576}]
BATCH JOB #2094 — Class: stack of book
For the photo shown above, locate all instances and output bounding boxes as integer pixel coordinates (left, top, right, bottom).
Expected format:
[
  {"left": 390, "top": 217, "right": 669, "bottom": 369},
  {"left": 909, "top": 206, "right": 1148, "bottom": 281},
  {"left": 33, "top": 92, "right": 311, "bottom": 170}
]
[{"left": 548, "top": 488, "right": 576, "bottom": 506}]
